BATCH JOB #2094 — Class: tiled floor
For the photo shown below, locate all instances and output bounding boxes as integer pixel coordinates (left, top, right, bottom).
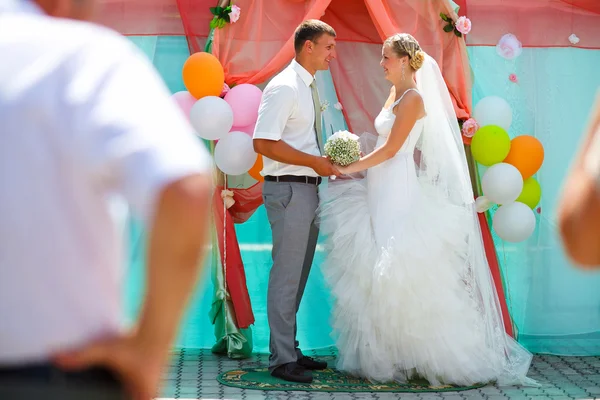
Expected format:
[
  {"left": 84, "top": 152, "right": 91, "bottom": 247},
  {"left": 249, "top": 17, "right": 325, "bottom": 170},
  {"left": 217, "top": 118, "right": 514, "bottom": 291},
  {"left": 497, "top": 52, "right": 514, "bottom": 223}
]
[{"left": 158, "top": 347, "right": 600, "bottom": 400}]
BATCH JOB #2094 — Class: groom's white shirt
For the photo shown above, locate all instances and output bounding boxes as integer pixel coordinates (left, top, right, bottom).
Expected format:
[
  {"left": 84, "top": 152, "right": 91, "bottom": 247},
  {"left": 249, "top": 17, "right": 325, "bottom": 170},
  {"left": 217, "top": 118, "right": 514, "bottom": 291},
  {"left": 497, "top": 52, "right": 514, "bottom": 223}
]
[{"left": 253, "top": 59, "right": 321, "bottom": 177}]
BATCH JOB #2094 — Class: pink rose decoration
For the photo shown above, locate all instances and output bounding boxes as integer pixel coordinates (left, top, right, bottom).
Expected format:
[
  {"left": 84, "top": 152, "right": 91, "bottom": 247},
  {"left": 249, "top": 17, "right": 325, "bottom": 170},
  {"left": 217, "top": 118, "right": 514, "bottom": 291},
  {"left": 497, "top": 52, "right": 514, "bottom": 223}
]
[
  {"left": 220, "top": 83, "right": 230, "bottom": 97},
  {"left": 496, "top": 33, "right": 522, "bottom": 60},
  {"left": 455, "top": 16, "right": 472, "bottom": 35},
  {"left": 509, "top": 73, "right": 518, "bottom": 83},
  {"left": 228, "top": 5, "right": 241, "bottom": 23},
  {"left": 461, "top": 118, "right": 479, "bottom": 138}
]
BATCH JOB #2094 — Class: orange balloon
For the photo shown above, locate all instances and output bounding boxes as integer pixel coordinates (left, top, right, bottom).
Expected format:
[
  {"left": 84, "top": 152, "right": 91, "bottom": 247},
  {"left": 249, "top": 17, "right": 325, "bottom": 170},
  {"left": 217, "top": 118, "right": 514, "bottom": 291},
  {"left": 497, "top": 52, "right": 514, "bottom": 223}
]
[
  {"left": 248, "top": 154, "right": 264, "bottom": 182},
  {"left": 503, "top": 135, "right": 544, "bottom": 179},
  {"left": 182, "top": 52, "right": 224, "bottom": 99}
]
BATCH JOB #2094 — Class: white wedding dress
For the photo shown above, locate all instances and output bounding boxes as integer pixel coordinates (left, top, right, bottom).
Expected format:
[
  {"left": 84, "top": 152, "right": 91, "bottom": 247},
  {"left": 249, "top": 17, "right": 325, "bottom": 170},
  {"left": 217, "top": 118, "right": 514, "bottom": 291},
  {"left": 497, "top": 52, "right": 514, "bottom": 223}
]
[{"left": 317, "top": 84, "right": 536, "bottom": 387}]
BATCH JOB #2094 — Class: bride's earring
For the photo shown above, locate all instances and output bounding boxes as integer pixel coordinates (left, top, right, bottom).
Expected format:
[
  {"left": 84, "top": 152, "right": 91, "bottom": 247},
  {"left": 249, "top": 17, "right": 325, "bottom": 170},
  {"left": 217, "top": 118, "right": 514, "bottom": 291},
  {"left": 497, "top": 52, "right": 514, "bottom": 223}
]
[{"left": 401, "top": 63, "right": 406, "bottom": 81}]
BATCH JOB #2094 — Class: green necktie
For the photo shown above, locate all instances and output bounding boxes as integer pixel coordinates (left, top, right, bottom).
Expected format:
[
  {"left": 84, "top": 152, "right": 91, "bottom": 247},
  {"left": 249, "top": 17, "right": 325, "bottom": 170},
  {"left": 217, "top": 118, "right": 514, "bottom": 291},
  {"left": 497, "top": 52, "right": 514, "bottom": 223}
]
[{"left": 310, "top": 80, "right": 324, "bottom": 154}]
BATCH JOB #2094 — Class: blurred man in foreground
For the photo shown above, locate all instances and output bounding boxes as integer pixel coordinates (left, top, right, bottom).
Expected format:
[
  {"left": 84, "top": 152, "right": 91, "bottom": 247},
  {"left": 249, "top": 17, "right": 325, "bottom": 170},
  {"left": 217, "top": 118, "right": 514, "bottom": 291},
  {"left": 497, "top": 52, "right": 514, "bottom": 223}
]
[{"left": 0, "top": 0, "right": 213, "bottom": 398}]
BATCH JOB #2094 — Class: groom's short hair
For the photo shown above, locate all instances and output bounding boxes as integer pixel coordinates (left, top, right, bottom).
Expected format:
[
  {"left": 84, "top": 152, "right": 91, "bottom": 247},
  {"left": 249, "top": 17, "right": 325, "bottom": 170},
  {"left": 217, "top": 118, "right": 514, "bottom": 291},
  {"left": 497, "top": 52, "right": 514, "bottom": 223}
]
[{"left": 294, "top": 20, "right": 336, "bottom": 54}]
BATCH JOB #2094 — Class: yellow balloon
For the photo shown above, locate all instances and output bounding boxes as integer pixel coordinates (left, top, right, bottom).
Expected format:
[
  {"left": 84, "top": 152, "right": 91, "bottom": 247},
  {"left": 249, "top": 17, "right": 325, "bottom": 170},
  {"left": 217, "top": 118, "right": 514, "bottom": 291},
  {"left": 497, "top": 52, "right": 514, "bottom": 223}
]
[
  {"left": 516, "top": 177, "right": 541, "bottom": 209},
  {"left": 471, "top": 125, "right": 511, "bottom": 166}
]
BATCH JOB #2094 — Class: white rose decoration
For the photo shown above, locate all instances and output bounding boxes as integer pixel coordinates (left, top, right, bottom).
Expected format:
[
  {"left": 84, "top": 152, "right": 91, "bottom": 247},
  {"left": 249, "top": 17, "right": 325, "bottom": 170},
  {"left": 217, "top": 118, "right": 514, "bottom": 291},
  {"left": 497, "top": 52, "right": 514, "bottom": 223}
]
[
  {"left": 496, "top": 33, "right": 523, "bottom": 60},
  {"left": 569, "top": 34, "right": 580, "bottom": 45}
]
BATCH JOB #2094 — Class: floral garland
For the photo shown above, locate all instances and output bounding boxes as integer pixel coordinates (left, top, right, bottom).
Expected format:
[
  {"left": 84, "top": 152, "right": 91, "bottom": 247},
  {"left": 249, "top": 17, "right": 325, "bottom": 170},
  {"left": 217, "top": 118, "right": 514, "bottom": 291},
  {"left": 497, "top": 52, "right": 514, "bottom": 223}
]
[
  {"left": 209, "top": 3, "right": 241, "bottom": 29},
  {"left": 440, "top": 13, "right": 471, "bottom": 37}
]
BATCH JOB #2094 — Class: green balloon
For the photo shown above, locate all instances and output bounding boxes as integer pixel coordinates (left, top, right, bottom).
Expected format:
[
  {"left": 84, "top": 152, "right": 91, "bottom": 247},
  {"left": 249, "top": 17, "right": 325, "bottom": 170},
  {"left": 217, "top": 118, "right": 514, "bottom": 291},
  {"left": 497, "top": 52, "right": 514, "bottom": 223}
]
[
  {"left": 516, "top": 177, "right": 541, "bottom": 209},
  {"left": 471, "top": 125, "right": 511, "bottom": 166}
]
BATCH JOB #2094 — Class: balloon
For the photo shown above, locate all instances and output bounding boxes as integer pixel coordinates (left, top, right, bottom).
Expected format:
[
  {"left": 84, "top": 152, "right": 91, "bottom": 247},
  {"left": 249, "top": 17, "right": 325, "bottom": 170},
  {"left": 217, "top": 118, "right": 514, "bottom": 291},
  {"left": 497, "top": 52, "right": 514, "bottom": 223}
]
[
  {"left": 470, "top": 125, "right": 511, "bottom": 166},
  {"left": 473, "top": 96, "right": 513, "bottom": 131},
  {"left": 224, "top": 84, "right": 263, "bottom": 127},
  {"left": 189, "top": 96, "right": 233, "bottom": 141},
  {"left": 475, "top": 196, "right": 493, "bottom": 213},
  {"left": 503, "top": 135, "right": 544, "bottom": 179},
  {"left": 171, "top": 91, "right": 196, "bottom": 120},
  {"left": 182, "top": 52, "right": 224, "bottom": 100},
  {"left": 234, "top": 122, "right": 256, "bottom": 137},
  {"left": 214, "top": 131, "right": 257, "bottom": 175},
  {"left": 248, "top": 154, "right": 264, "bottom": 182},
  {"left": 493, "top": 202, "right": 536, "bottom": 243},
  {"left": 516, "top": 177, "right": 542, "bottom": 209},
  {"left": 481, "top": 163, "right": 523, "bottom": 204}
]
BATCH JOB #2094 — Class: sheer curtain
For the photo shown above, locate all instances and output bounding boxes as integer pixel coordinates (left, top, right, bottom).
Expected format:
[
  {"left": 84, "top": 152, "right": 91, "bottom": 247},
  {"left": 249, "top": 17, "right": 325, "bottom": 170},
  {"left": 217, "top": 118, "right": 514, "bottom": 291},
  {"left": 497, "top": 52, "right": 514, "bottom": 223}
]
[
  {"left": 464, "top": 0, "right": 600, "bottom": 48},
  {"left": 469, "top": 45, "right": 600, "bottom": 355}
]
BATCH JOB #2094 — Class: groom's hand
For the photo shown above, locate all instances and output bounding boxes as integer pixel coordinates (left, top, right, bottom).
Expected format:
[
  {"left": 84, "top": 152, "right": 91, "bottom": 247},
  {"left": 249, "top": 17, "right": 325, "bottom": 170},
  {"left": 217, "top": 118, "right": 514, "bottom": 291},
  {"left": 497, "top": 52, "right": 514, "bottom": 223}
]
[{"left": 312, "top": 156, "right": 341, "bottom": 177}]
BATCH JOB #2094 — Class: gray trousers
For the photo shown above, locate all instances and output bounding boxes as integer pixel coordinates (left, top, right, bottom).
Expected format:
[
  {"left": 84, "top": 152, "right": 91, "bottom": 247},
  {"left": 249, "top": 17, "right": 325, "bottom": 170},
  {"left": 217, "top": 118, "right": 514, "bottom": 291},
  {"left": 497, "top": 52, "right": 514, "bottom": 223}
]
[{"left": 262, "top": 180, "right": 319, "bottom": 370}]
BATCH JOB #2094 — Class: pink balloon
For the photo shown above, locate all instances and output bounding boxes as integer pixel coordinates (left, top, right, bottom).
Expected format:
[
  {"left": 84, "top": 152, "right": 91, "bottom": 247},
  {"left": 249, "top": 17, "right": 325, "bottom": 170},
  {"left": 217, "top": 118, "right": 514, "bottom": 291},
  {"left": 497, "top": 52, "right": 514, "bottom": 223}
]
[
  {"left": 171, "top": 91, "right": 197, "bottom": 120},
  {"left": 233, "top": 123, "right": 256, "bottom": 137},
  {"left": 224, "top": 84, "right": 263, "bottom": 127}
]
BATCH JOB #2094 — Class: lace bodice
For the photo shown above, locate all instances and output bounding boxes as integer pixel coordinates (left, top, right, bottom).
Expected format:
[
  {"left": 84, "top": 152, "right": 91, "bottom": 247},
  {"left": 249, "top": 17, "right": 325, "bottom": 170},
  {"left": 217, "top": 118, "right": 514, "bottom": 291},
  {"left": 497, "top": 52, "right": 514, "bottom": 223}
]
[{"left": 374, "top": 88, "right": 425, "bottom": 154}]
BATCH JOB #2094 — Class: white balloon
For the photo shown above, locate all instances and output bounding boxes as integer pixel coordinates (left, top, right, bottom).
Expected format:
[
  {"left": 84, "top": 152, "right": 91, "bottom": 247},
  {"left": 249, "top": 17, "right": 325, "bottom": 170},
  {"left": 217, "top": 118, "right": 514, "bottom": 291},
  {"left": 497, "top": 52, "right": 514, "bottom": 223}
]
[
  {"left": 473, "top": 96, "right": 513, "bottom": 131},
  {"left": 481, "top": 163, "right": 523, "bottom": 205},
  {"left": 189, "top": 96, "right": 233, "bottom": 141},
  {"left": 214, "top": 131, "right": 257, "bottom": 175},
  {"left": 492, "top": 202, "right": 536, "bottom": 243},
  {"left": 475, "top": 196, "right": 493, "bottom": 213}
]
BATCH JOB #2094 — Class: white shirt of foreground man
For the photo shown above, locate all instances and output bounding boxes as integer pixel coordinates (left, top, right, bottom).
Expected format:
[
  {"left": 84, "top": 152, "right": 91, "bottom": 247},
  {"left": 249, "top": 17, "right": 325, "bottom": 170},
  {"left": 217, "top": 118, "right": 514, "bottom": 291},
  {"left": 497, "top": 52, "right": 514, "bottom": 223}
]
[
  {"left": 253, "top": 59, "right": 321, "bottom": 177},
  {"left": 0, "top": 0, "right": 212, "bottom": 364}
]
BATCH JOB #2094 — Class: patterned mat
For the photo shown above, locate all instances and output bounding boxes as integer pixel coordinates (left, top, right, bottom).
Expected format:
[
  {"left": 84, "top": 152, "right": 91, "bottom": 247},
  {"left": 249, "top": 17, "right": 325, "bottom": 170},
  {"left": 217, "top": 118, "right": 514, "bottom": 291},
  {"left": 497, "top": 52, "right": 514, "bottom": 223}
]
[{"left": 217, "top": 367, "right": 486, "bottom": 392}]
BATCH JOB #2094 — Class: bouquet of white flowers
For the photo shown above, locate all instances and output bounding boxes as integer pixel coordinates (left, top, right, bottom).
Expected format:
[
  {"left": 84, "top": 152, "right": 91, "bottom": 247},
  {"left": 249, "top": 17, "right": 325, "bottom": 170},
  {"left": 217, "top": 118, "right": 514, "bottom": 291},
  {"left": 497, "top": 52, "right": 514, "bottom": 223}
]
[{"left": 324, "top": 130, "right": 361, "bottom": 167}]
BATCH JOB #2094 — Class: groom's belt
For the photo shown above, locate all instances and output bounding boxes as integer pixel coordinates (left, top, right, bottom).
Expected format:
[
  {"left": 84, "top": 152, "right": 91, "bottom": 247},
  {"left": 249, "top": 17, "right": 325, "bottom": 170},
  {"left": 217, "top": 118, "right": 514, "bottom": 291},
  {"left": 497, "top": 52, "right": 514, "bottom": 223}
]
[{"left": 264, "top": 175, "right": 322, "bottom": 185}]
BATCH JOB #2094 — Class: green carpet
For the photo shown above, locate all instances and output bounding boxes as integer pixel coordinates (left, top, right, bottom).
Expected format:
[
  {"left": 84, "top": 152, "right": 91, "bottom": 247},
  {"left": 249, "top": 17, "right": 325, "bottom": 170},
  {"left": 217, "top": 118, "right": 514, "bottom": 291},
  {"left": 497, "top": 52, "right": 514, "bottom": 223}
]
[{"left": 217, "top": 367, "right": 486, "bottom": 392}]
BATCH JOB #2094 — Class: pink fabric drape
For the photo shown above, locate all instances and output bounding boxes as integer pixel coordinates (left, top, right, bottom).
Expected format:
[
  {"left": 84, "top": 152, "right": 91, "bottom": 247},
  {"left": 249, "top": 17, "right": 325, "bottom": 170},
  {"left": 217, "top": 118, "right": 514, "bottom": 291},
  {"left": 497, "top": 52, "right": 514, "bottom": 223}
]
[
  {"left": 94, "top": 0, "right": 210, "bottom": 37},
  {"left": 328, "top": 42, "right": 388, "bottom": 135},
  {"left": 364, "top": 0, "right": 472, "bottom": 119},
  {"left": 326, "top": 0, "right": 471, "bottom": 135},
  {"left": 212, "top": 0, "right": 333, "bottom": 85},
  {"left": 212, "top": 189, "right": 255, "bottom": 329},
  {"left": 321, "top": 0, "right": 386, "bottom": 134},
  {"left": 95, "top": 0, "right": 600, "bottom": 49},
  {"left": 227, "top": 183, "right": 264, "bottom": 224},
  {"left": 465, "top": 0, "right": 600, "bottom": 48},
  {"left": 176, "top": 0, "right": 217, "bottom": 52}
]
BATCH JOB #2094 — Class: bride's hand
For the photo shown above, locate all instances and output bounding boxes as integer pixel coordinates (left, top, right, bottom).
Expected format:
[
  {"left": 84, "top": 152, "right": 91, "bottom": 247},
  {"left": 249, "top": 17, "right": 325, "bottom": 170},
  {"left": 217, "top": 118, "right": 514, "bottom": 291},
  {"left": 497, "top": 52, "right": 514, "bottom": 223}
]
[{"left": 337, "top": 166, "right": 350, "bottom": 175}]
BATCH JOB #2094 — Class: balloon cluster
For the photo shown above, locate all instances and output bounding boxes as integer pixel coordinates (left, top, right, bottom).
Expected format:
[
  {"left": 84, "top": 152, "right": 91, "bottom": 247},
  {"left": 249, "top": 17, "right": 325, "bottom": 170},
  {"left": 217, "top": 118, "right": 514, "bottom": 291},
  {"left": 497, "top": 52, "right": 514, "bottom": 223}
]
[
  {"left": 470, "top": 96, "right": 544, "bottom": 243},
  {"left": 171, "top": 52, "right": 264, "bottom": 181}
]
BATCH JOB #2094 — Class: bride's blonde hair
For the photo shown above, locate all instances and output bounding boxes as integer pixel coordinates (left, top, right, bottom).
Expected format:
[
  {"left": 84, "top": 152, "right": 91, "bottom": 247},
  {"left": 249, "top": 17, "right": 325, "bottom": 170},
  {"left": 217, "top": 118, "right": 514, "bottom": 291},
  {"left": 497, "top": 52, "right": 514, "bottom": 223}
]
[{"left": 384, "top": 33, "right": 425, "bottom": 71}]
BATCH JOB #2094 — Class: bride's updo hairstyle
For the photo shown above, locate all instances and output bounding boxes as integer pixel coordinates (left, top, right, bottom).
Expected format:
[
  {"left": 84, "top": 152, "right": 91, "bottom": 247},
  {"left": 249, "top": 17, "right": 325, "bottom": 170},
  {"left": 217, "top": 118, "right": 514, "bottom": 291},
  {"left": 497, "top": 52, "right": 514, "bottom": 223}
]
[{"left": 384, "top": 33, "right": 425, "bottom": 71}]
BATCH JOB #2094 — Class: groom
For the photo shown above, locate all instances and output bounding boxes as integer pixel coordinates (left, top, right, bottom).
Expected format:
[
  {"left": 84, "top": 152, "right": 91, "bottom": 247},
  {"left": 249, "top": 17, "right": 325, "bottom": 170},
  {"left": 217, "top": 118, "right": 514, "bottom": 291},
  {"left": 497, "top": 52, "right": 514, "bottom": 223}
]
[{"left": 253, "top": 19, "right": 339, "bottom": 383}]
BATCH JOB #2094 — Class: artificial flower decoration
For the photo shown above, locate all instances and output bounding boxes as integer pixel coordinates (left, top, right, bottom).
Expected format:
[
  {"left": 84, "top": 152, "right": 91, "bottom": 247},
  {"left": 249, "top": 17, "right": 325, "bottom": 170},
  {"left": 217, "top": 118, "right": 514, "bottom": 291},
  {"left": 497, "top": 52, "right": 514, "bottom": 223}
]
[
  {"left": 569, "top": 34, "right": 580, "bottom": 45},
  {"left": 321, "top": 100, "right": 330, "bottom": 112},
  {"left": 509, "top": 73, "right": 518, "bottom": 83},
  {"left": 461, "top": 118, "right": 479, "bottom": 138},
  {"left": 229, "top": 5, "right": 241, "bottom": 23},
  {"left": 496, "top": 33, "right": 523, "bottom": 60},
  {"left": 209, "top": 3, "right": 241, "bottom": 29},
  {"left": 440, "top": 13, "right": 471, "bottom": 37},
  {"left": 455, "top": 16, "right": 472, "bottom": 35},
  {"left": 334, "top": 102, "right": 343, "bottom": 111}
]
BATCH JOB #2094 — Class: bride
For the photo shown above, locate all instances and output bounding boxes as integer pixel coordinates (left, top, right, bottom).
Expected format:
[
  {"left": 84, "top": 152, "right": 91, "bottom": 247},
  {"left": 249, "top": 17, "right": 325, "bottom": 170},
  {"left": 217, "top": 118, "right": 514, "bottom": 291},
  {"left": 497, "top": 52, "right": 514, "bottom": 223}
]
[{"left": 317, "top": 33, "right": 536, "bottom": 387}]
